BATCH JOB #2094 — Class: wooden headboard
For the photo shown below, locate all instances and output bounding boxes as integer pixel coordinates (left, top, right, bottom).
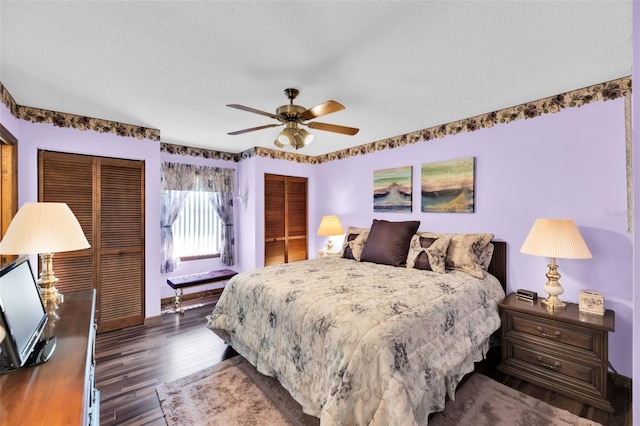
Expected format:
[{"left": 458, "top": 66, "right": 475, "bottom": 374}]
[{"left": 487, "top": 241, "right": 507, "bottom": 292}]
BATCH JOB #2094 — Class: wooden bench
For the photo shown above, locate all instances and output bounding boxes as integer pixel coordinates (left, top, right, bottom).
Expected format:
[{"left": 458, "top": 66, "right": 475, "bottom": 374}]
[{"left": 166, "top": 268, "right": 237, "bottom": 314}]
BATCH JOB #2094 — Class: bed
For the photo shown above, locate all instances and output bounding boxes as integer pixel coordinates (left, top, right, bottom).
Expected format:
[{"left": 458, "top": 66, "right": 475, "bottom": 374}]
[{"left": 207, "top": 222, "right": 506, "bottom": 425}]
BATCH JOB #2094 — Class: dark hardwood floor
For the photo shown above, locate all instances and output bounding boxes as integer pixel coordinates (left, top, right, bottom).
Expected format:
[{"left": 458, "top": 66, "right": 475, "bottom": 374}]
[
  {"left": 95, "top": 297, "right": 631, "bottom": 425},
  {"left": 96, "top": 296, "right": 235, "bottom": 425}
]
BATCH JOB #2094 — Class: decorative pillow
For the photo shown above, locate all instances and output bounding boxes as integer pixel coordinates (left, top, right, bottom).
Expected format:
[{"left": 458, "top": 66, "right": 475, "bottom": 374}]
[
  {"left": 360, "top": 219, "right": 420, "bottom": 267},
  {"left": 406, "top": 232, "right": 452, "bottom": 273},
  {"left": 341, "top": 227, "right": 369, "bottom": 260},
  {"left": 443, "top": 233, "right": 494, "bottom": 278},
  {"left": 478, "top": 242, "right": 495, "bottom": 271}
]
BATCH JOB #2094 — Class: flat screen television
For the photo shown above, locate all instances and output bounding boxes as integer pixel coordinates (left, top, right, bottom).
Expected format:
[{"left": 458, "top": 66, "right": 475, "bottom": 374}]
[{"left": 0, "top": 255, "right": 56, "bottom": 373}]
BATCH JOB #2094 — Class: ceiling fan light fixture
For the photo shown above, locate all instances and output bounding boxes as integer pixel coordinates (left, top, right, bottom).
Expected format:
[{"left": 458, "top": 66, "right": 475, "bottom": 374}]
[
  {"left": 277, "top": 127, "right": 295, "bottom": 146},
  {"left": 293, "top": 134, "right": 305, "bottom": 150},
  {"left": 273, "top": 138, "right": 285, "bottom": 148},
  {"left": 298, "top": 128, "right": 314, "bottom": 145}
]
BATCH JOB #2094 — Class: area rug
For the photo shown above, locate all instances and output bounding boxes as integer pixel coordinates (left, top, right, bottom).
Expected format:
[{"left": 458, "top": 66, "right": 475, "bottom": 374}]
[
  {"left": 156, "top": 356, "right": 319, "bottom": 426},
  {"left": 156, "top": 356, "right": 600, "bottom": 426},
  {"left": 429, "top": 373, "right": 601, "bottom": 426}
]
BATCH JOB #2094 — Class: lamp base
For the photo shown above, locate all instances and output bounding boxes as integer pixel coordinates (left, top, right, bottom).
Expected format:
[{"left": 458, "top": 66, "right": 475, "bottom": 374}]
[
  {"left": 541, "top": 296, "right": 567, "bottom": 310},
  {"left": 541, "top": 259, "right": 566, "bottom": 310},
  {"left": 38, "top": 253, "right": 64, "bottom": 305},
  {"left": 326, "top": 239, "right": 334, "bottom": 252}
]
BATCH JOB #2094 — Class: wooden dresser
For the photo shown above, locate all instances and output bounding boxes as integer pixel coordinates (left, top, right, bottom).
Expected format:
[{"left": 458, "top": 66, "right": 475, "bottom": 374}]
[
  {"left": 0, "top": 289, "right": 99, "bottom": 425},
  {"left": 498, "top": 292, "right": 615, "bottom": 412}
]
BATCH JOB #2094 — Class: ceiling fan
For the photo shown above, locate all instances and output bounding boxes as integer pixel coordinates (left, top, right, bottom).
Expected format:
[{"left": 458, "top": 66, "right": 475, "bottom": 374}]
[{"left": 227, "top": 88, "right": 359, "bottom": 150}]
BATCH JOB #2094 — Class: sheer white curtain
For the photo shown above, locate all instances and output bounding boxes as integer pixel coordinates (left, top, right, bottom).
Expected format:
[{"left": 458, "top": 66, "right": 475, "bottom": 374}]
[
  {"left": 160, "top": 162, "right": 235, "bottom": 272},
  {"left": 195, "top": 166, "right": 235, "bottom": 266},
  {"left": 160, "top": 189, "right": 190, "bottom": 273}
]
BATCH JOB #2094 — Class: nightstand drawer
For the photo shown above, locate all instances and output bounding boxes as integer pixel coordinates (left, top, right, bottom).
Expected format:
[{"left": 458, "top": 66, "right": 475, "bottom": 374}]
[
  {"left": 508, "top": 340, "right": 604, "bottom": 386},
  {"left": 506, "top": 311, "right": 603, "bottom": 357}
]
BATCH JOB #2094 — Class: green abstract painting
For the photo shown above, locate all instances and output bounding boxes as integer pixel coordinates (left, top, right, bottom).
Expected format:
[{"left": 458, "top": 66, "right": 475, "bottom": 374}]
[{"left": 421, "top": 157, "right": 475, "bottom": 213}]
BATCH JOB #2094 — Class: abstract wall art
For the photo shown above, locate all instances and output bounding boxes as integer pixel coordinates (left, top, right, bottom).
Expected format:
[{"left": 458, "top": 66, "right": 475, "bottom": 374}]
[
  {"left": 373, "top": 166, "right": 412, "bottom": 213},
  {"left": 421, "top": 157, "right": 475, "bottom": 213}
]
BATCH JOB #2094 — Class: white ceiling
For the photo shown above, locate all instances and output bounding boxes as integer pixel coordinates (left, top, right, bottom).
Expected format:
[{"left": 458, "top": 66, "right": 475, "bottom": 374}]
[{"left": 0, "top": 1, "right": 632, "bottom": 156}]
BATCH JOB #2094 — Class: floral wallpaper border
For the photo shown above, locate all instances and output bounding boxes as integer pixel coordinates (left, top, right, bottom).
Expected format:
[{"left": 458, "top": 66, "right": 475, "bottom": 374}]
[
  {"left": 2, "top": 77, "right": 631, "bottom": 164},
  {"left": 160, "top": 76, "right": 631, "bottom": 164},
  {"left": 0, "top": 82, "right": 160, "bottom": 141},
  {"left": 161, "top": 143, "right": 239, "bottom": 162},
  {"left": 320, "top": 76, "right": 631, "bottom": 163}
]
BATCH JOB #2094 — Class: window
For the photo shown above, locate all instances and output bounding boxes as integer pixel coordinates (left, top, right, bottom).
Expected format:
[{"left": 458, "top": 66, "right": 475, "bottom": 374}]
[{"left": 172, "top": 191, "right": 222, "bottom": 259}]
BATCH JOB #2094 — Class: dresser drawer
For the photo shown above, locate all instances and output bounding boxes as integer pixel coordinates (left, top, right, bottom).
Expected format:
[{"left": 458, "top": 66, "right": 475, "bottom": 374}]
[
  {"left": 507, "top": 340, "right": 604, "bottom": 388},
  {"left": 505, "top": 311, "right": 604, "bottom": 358}
]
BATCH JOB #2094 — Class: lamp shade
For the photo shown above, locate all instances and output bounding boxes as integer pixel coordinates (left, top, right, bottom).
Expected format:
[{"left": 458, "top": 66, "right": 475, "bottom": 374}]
[
  {"left": 520, "top": 218, "right": 592, "bottom": 259},
  {"left": 317, "top": 215, "right": 344, "bottom": 236},
  {"left": 0, "top": 202, "right": 90, "bottom": 255}
]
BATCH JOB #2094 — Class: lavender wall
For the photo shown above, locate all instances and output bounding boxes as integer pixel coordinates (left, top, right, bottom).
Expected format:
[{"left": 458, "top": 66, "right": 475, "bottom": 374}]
[
  {"left": 0, "top": 103, "right": 164, "bottom": 318},
  {"left": 0, "top": 102, "right": 20, "bottom": 137},
  {"left": 314, "top": 99, "right": 633, "bottom": 377},
  {"left": 236, "top": 155, "right": 318, "bottom": 271}
]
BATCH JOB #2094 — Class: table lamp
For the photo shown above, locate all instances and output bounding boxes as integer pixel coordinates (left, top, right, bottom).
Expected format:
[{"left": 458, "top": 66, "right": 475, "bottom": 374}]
[
  {"left": 317, "top": 215, "right": 344, "bottom": 252},
  {"left": 520, "top": 218, "right": 592, "bottom": 309},
  {"left": 0, "top": 202, "right": 90, "bottom": 305}
]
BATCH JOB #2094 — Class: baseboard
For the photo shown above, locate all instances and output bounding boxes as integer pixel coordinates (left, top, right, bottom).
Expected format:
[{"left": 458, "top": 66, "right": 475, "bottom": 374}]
[{"left": 144, "top": 315, "right": 162, "bottom": 326}]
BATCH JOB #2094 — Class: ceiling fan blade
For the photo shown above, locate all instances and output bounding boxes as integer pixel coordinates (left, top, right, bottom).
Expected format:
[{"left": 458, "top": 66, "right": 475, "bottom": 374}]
[
  {"left": 300, "top": 100, "right": 345, "bottom": 121},
  {"left": 306, "top": 121, "right": 359, "bottom": 136},
  {"left": 228, "top": 123, "right": 282, "bottom": 135},
  {"left": 227, "top": 104, "right": 279, "bottom": 120}
]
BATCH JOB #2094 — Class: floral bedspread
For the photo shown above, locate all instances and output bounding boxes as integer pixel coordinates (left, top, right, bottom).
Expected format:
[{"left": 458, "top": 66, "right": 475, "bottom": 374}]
[{"left": 207, "top": 257, "right": 505, "bottom": 425}]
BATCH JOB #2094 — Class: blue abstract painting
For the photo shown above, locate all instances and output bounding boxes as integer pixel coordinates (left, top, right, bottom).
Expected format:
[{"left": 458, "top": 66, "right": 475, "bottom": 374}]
[{"left": 373, "top": 166, "right": 412, "bottom": 213}]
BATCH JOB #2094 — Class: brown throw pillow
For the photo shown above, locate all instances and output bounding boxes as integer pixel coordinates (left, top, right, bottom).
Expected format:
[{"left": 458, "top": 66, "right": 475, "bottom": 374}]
[{"left": 360, "top": 219, "right": 420, "bottom": 267}]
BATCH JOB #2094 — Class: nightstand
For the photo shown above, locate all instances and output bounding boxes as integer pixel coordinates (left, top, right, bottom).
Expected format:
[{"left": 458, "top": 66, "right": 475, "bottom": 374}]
[{"left": 497, "top": 292, "right": 615, "bottom": 412}]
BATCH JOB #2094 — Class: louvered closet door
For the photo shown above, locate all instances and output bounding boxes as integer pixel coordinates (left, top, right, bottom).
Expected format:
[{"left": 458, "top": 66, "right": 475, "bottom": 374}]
[
  {"left": 265, "top": 175, "right": 286, "bottom": 266},
  {"left": 99, "top": 159, "right": 145, "bottom": 332},
  {"left": 264, "top": 174, "right": 307, "bottom": 266},
  {"left": 39, "top": 151, "right": 145, "bottom": 333},
  {"left": 39, "top": 152, "right": 96, "bottom": 293},
  {"left": 286, "top": 177, "right": 308, "bottom": 262}
]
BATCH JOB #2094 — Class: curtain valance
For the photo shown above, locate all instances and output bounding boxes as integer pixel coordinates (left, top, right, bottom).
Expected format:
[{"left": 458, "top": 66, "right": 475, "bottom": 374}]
[{"left": 161, "top": 162, "right": 234, "bottom": 193}]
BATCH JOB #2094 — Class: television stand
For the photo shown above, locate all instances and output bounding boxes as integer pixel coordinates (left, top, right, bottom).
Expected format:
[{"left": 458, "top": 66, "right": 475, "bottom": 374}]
[
  {"left": 0, "top": 290, "right": 98, "bottom": 425},
  {"left": 0, "top": 336, "right": 57, "bottom": 373}
]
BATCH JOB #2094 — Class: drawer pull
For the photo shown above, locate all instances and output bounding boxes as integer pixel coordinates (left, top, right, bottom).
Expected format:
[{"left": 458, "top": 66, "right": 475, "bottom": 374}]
[
  {"left": 537, "top": 356, "right": 561, "bottom": 370},
  {"left": 537, "top": 326, "right": 560, "bottom": 339}
]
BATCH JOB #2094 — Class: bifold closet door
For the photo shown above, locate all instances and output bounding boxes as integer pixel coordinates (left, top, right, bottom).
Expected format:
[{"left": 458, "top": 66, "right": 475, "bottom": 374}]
[
  {"left": 264, "top": 174, "right": 307, "bottom": 266},
  {"left": 39, "top": 151, "right": 145, "bottom": 332},
  {"left": 98, "top": 159, "right": 145, "bottom": 332}
]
